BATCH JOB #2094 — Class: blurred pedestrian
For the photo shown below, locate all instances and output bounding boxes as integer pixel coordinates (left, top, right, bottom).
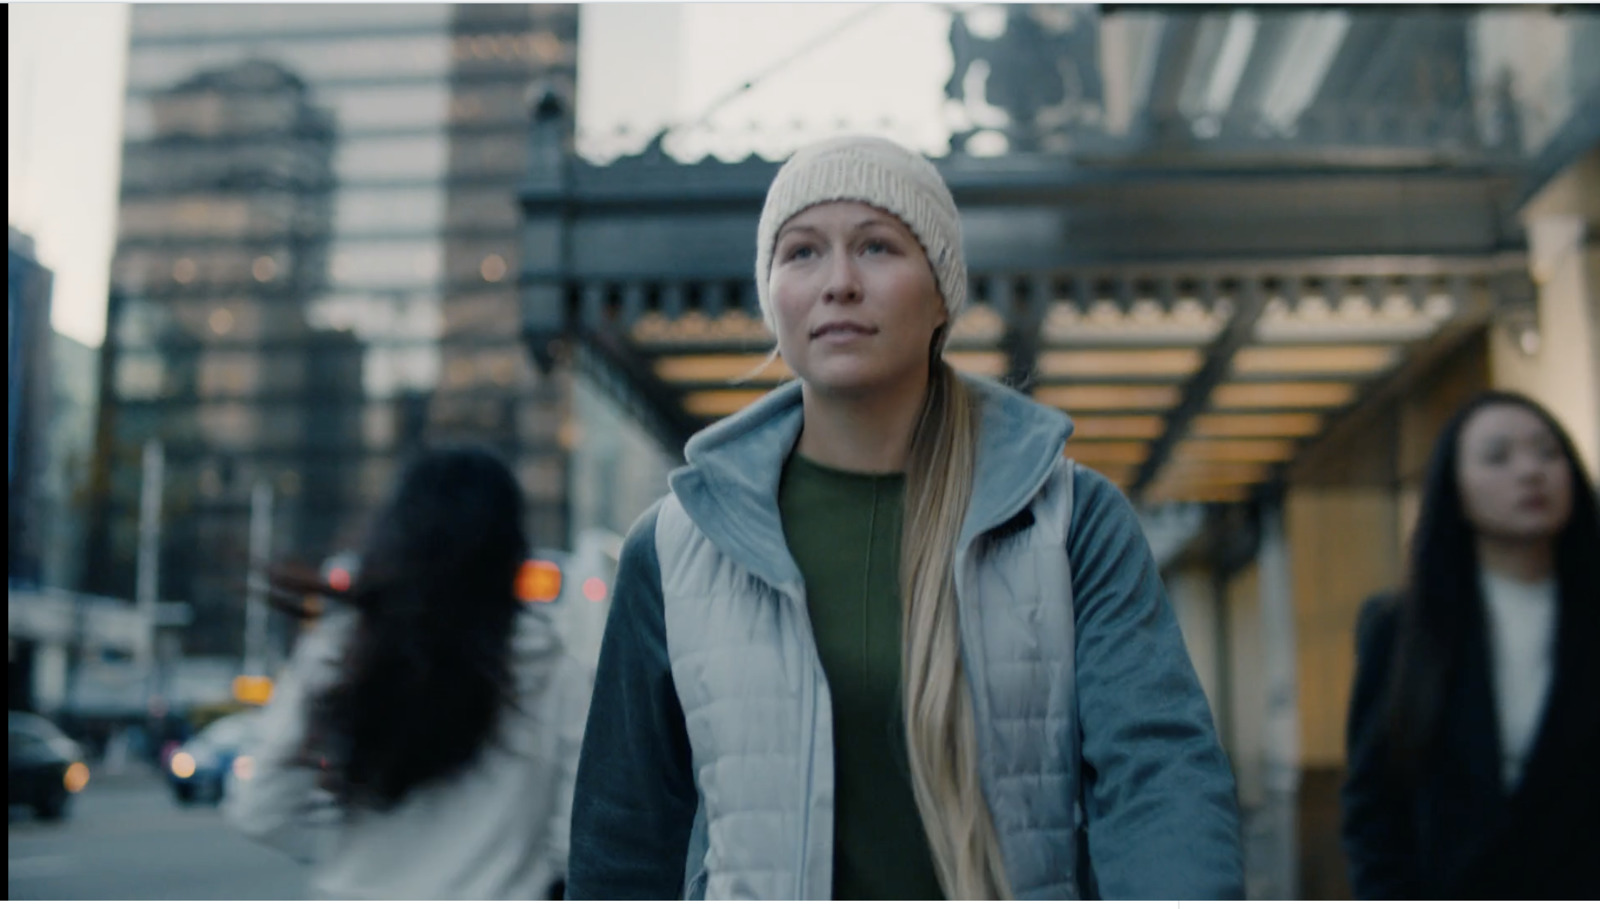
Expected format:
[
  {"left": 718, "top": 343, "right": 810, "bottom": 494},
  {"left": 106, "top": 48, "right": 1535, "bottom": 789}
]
[
  {"left": 1342, "top": 391, "right": 1600, "bottom": 898},
  {"left": 224, "top": 446, "right": 589, "bottom": 900},
  {"left": 567, "top": 135, "right": 1242, "bottom": 900}
]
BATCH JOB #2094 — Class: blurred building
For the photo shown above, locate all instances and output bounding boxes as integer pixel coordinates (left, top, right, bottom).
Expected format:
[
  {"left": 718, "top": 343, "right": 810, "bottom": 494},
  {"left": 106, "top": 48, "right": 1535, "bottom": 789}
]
[
  {"left": 92, "top": 4, "right": 580, "bottom": 655},
  {"left": 524, "top": 5, "right": 1600, "bottom": 899},
  {"left": 9, "top": 226, "right": 55, "bottom": 588},
  {"left": 569, "top": 376, "right": 675, "bottom": 538},
  {"left": 40, "top": 330, "right": 99, "bottom": 591}
]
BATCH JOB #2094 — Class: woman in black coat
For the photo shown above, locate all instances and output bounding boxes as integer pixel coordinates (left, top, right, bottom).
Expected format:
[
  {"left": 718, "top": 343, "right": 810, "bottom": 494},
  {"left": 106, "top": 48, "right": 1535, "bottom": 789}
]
[{"left": 1341, "top": 391, "right": 1600, "bottom": 899}]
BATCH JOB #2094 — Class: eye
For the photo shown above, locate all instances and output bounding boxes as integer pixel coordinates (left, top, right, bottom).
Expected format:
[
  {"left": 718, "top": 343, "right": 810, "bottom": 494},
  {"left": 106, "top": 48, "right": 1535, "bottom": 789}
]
[
  {"left": 781, "top": 243, "right": 816, "bottom": 263},
  {"left": 861, "top": 237, "right": 896, "bottom": 256}
]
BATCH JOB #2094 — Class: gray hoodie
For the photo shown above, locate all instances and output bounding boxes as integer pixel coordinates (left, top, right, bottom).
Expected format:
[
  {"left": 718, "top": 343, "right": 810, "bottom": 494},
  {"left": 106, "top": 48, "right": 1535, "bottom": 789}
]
[{"left": 225, "top": 605, "right": 589, "bottom": 899}]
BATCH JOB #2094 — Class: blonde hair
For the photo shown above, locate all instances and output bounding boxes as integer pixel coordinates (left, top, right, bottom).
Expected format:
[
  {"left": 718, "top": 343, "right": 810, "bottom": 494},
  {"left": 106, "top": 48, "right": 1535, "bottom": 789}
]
[{"left": 900, "top": 347, "right": 1012, "bottom": 899}]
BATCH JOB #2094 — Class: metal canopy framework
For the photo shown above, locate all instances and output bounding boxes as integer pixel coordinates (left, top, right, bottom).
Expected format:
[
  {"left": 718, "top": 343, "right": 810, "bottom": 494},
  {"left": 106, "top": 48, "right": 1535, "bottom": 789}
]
[
  {"left": 520, "top": 6, "right": 1593, "bottom": 505},
  {"left": 540, "top": 243, "right": 1527, "bottom": 505}
]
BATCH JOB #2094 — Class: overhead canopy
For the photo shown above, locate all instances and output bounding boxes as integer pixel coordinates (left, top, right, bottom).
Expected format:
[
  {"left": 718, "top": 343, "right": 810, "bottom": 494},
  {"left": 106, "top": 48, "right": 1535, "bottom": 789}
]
[{"left": 521, "top": 6, "right": 1597, "bottom": 505}]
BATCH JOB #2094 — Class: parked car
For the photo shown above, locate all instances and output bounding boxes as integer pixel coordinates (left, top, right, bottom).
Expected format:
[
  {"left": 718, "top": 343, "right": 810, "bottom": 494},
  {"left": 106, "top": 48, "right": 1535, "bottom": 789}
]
[
  {"left": 8, "top": 711, "right": 90, "bottom": 820},
  {"left": 165, "top": 709, "right": 260, "bottom": 806}
]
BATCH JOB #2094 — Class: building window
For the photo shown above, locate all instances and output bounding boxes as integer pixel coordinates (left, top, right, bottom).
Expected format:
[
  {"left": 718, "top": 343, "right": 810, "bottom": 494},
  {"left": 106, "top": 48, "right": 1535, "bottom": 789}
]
[
  {"left": 277, "top": 470, "right": 302, "bottom": 497},
  {"left": 322, "top": 84, "right": 451, "bottom": 133},
  {"left": 114, "top": 354, "right": 167, "bottom": 401},
  {"left": 329, "top": 240, "right": 444, "bottom": 288},
  {"left": 333, "top": 134, "right": 451, "bottom": 182},
  {"left": 333, "top": 187, "right": 446, "bottom": 235},
  {"left": 209, "top": 307, "right": 236, "bottom": 336}
]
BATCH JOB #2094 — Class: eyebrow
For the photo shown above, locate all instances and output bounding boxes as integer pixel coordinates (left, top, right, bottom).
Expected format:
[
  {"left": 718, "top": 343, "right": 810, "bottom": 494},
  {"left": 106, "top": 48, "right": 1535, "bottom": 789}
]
[{"left": 775, "top": 224, "right": 822, "bottom": 243}]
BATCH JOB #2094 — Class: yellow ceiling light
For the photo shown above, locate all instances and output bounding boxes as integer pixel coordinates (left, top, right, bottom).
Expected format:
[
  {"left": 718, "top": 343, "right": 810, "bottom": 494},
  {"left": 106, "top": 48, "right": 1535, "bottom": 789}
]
[
  {"left": 1063, "top": 440, "right": 1149, "bottom": 464},
  {"left": 1146, "top": 484, "right": 1253, "bottom": 504},
  {"left": 943, "top": 351, "right": 1009, "bottom": 377},
  {"left": 1155, "top": 461, "right": 1273, "bottom": 484},
  {"left": 1038, "top": 348, "right": 1204, "bottom": 379},
  {"left": 949, "top": 305, "right": 1006, "bottom": 342},
  {"left": 1211, "top": 382, "right": 1356, "bottom": 410},
  {"left": 1034, "top": 385, "right": 1183, "bottom": 412},
  {"left": 1232, "top": 345, "right": 1399, "bottom": 376},
  {"left": 1067, "top": 415, "right": 1166, "bottom": 440},
  {"left": 631, "top": 310, "right": 774, "bottom": 347},
  {"left": 683, "top": 389, "right": 767, "bottom": 417},
  {"left": 655, "top": 355, "right": 791, "bottom": 384},
  {"left": 1191, "top": 412, "right": 1323, "bottom": 438},
  {"left": 1075, "top": 463, "right": 1136, "bottom": 487},
  {"left": 1175, "top": 439, "right": 1298, "bottom": 462}
]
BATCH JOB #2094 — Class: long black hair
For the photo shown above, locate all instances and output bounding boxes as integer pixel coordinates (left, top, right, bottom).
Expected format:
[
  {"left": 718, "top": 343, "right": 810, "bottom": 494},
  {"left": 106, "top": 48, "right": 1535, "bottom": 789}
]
[
  {"left": 1387, "top": 390, "right": 1600, "bottom": 777},
  {"left": 270, "top": 445, "right": 529, "bottom": 810}
]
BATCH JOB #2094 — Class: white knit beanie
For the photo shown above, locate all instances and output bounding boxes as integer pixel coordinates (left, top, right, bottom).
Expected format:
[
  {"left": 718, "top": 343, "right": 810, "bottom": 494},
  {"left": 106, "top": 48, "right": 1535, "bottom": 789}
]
[{"left": 755, "top": 135, "right": 966, "bottom": 329}]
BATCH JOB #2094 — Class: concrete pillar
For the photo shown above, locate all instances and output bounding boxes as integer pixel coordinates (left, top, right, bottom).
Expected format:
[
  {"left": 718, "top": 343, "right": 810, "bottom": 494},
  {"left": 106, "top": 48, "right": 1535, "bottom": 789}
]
[
  {"left": 1167, "top": 567, "right": 1224, "bottom": 730},
  {"left": 1492, "top": 149, "right": 1600, "bottom": 477},
  {"left": 1225, "top": 562, "right": 1264, "bottom": 807},
  {"left": 1256, "top": 502, "right": 1301, "bottom": 899},
  {"left": 33, "top": 642, "right": 69, "bottom": 717}
]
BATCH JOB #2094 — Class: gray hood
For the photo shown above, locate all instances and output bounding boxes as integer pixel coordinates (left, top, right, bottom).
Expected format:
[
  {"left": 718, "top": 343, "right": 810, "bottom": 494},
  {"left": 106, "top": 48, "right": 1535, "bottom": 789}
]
[{"left": 667, "top": 375, "right": 1075, "bottom": 602}]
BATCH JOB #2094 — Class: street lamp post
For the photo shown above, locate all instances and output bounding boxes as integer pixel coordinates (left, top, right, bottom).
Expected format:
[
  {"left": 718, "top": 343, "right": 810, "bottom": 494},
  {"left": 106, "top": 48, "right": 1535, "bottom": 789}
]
[
  {"left": 243, "top": 479, "right": 273, "bottom": 679},
  {"left": 136, "top": 439, "right": 163, "bottom": 701}
]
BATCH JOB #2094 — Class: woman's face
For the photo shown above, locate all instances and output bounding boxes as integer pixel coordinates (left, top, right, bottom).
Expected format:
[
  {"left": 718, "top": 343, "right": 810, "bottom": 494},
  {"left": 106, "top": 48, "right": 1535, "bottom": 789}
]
[
  {"left": 1456, "top": 403, "right": 1573, "bottom": 543},
  {"left": 768, "top": 201, "right": 946, "bottom": 399}
]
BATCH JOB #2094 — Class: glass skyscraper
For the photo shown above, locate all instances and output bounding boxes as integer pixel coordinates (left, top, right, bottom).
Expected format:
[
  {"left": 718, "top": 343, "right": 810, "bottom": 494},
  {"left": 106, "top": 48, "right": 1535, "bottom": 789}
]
[{"left": 93, "top": 4, "right": 580, "bottom": 654}]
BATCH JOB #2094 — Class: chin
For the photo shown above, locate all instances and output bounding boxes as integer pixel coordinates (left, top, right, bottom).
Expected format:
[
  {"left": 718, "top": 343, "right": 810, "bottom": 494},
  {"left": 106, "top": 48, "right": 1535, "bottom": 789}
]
[
  {"left": 801, "top": 365, "right": 903, "bottom": 399},
  {"left": 1498, "top": 521, "right": 1566, "bottom": 543}
]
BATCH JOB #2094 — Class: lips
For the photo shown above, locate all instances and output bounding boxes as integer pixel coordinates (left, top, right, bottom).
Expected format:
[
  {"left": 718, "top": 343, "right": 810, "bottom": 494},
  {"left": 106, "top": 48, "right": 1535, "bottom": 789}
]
[{"left": 810, "top": 321, "right": 876, "bottom": 339}]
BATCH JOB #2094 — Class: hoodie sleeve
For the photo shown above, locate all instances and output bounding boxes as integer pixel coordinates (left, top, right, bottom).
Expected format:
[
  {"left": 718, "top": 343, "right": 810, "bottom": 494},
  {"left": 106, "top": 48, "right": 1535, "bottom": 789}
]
[
  {"left": 565, "top": 502, "right": 698, "bottom": 899},
  {"left": 545, "top": 651, "right": 591, "bottom": 879},
  {"left": 1066, "top": 465, "right": 1245, "bottom": 899},
  {"left": 222, "top": 612, "right": 350, "bottom": 860}
]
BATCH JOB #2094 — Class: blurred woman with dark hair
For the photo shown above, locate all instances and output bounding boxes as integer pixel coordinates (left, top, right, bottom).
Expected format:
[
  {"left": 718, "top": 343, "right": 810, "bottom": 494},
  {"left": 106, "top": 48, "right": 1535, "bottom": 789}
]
[
  {"left": 224, "top": 446, "right": 588, "bottom": 900},
  {"left": 1341, "top": 391, "right": 1600, "bottom": 898}
]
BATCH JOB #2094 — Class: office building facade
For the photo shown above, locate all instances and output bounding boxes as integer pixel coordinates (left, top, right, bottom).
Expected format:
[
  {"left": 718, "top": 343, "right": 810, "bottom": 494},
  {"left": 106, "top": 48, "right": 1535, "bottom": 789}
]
[
  {"left": 9, "top": 227, "right": 56, "bottom": 586},
  {"left": 94, "top": 4, "right": 580, "bottom": 654}
]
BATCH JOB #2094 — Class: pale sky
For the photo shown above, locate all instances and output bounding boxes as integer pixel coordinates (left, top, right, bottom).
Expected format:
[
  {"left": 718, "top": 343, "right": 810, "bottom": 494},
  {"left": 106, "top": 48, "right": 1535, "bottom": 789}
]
[
  {"left": 8, "top": 2, "right": 131, "bottom": 348},
  {"left": 8, "top": 0, "right": 959, "bottom": 349}
]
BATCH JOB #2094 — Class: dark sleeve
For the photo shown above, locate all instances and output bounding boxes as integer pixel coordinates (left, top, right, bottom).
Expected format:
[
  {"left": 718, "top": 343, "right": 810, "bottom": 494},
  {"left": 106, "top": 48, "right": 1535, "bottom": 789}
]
[
  {"left": 566, "top": 502, "right": 698, "bottom": 899},
  {"left": 1066, "top": 465, "right": 1245, "bottom": 899},
  {"left": 1339, "top": 594, "right": 1419, "bottom": 899}
]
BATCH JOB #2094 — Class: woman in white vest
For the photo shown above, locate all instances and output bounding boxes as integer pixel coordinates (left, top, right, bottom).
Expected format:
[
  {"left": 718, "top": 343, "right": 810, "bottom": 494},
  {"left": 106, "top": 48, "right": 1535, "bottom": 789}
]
[
  {"left": 224, "top": 446, "right": 589, "bottom": 899},
  {"left": 568, "top": 136, "right": 1243, "bottom": 899}
]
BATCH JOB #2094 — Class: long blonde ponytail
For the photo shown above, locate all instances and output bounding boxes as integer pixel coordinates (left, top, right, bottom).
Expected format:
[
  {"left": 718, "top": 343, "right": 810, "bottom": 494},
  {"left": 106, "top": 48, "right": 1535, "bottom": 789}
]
[{"left": 900, "top": 356, "right": 1012, "bottom": 899}]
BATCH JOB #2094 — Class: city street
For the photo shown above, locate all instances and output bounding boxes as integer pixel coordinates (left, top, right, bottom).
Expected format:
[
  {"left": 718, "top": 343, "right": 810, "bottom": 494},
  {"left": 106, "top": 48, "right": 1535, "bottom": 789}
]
[{"left": 8, "top": 769, "right": 309, "bottom": 900}]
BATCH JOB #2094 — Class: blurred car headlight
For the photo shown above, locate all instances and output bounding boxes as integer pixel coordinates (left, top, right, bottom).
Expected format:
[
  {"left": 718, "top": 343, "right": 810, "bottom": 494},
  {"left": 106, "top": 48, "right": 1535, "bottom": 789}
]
[
  {"left": 231, "top": 754, "right": 255, "bottom": 782},
  {"left": 63, "top": 762, "right": 90, "bottom": 794},
  {"left": 170, "top": 751, "right": 197, "bottom": 779}
]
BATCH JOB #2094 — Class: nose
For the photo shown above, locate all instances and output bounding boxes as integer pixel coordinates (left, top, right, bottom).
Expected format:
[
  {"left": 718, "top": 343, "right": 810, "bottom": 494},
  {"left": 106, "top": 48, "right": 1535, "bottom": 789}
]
[
  {"left": 822, "top": 254, "right": 862, "bottom": 305},
  {"left": 1512, "top": 449, "right": 1550, "bottom": 484}
]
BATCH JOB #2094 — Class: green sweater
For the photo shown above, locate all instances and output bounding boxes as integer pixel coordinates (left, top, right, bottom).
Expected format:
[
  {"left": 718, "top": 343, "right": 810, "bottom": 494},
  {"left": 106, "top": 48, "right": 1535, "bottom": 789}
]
[{"left": 778, "top": 452, "right": 944, "bottom": 900}]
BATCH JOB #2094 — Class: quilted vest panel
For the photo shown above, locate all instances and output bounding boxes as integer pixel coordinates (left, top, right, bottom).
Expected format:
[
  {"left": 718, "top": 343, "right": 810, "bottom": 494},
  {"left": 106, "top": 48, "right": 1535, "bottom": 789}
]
[{"left": 658, "top": 458, "right": 1081, "bottom": 899}]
